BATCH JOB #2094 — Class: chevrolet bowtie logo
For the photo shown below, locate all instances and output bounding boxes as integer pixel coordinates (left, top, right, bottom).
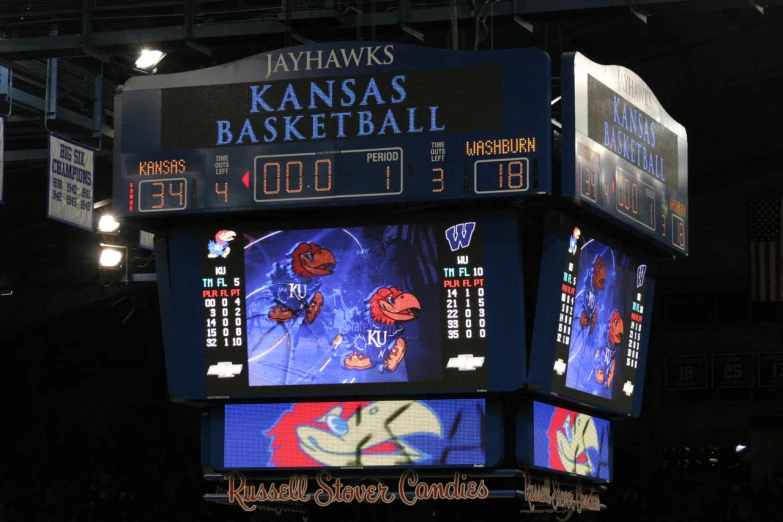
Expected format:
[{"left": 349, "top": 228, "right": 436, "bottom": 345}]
[
  {"left": 554, "top": 358, "right": 567, "bottom": 376},
  {"left": 446, "top": 354, "right": 485, "bottom": 371},
  {"left": 207, "top": 362, "right": 243, "bottom": 378}
]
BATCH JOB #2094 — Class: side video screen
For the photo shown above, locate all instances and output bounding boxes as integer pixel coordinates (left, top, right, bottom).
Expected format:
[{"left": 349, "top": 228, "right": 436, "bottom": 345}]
[
  {"left": 529, "top": 215, "right": 654, "bottom": 417},
  {"left": 531, "top": 401, "right": 611, "bottom": 481}
]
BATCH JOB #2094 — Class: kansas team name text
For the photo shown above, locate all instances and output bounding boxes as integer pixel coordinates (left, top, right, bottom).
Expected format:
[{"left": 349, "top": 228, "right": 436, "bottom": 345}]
[{"left": 215, "top": 74, "right": 446, "bottom": 146}]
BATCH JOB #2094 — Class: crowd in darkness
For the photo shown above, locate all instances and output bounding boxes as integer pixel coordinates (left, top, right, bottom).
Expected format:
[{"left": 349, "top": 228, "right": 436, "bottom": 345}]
[{"left": 3, "top": 304, "right": 783, "bottom": 522}]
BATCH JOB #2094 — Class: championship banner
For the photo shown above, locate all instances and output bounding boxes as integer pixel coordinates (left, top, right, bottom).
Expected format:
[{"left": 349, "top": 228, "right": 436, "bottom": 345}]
[
  {"left": 0, "top": 115, "right": 5, "bottom": 204},
  {"left": 47, "top": 134, "right": 94, "bottom": 230}
]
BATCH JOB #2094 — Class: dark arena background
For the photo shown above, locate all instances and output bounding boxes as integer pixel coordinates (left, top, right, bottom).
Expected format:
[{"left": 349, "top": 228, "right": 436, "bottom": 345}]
[{"left": 2, "top": 1, "right": 783, "bottom": 522}]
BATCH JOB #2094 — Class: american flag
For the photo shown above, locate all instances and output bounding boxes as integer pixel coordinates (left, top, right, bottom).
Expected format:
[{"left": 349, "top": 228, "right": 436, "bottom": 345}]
[{"left": 748, "top": 199, "right": 783, "bottom": 302}]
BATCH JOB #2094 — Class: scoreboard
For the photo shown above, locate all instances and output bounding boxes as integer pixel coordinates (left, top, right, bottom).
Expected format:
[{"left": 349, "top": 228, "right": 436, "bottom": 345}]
[
  {"left": 112, "top": 42, "right": 682, "bottom": 481},
  {"left": 113, "top": 42, "right": 552, "bottom": 217},
  {"left": 158, "top": 212, "right": 526, "bottom": 400},
  {"left": 528, "top": 214, "right": 655, "bottom": 417},
  {"left": 561, "top": 52, "right": 689, "bottom": 255}
]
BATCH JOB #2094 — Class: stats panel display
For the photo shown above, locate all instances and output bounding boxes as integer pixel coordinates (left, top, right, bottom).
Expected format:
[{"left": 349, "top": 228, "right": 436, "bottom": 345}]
[
  {"left": 160, "top": 212, "right": 526, "bottom": 400},
  {"left": 115, "top": 42, "right": 551, "bottom": 217},
  {"left": 203, "top": 398, "right": 501, "bottom": 470},
  {"left": 516, "top": 401, "right": 612, "bottom": 483},
  {"left": 529, "top": 214, "right": 655, "bottom": 417},
  {"left": 561, "top": 52, "right": 688, "bottom": 255}
]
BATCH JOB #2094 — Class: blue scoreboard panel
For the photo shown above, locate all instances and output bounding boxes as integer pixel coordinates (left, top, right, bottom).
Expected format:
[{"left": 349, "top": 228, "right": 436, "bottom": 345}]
[
  {"left": 202, "top": 398, "right": 503, "bottom": 471},
  {"left": 528, "top": 214, "right": 655, "bottom": 418},
  {"left": 516, "top": 401, "right": 612, "bottom": 483},
  {"left": 561, "top": 52, "right": 688, "bottom": 255},
  {"left": 157, "top": 211, "right": 526, "bottom": 401},
  {"left": 114, "top": 42, "right": 551, "bottom": 217}
]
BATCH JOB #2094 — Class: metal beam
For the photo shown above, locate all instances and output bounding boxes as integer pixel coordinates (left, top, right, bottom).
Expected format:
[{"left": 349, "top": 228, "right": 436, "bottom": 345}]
[
  {"left": 11, "top": 88, "right": 114, "bottom": 139},
  {"left": 81, "top": 0, "right": 112, "bottom": 63},
  {"left": 0, "top": 0, "right": 720, "bottom": 59}
]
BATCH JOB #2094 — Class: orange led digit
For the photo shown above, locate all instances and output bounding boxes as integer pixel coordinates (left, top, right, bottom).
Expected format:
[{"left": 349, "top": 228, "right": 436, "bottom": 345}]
[
  {"left": 286, "top": 161, "right": 303, "bottom": 194},
  {"left": 215, "top": 182, "right": 228, "bottom": 203},
  {"left": 432, "top": 168, "right": 444, "bottom": 192},
  {"left": 169, "top": 181, "right": 185, "bottom": 206},
  {"left": 507, "top": 161, "right": 524, "bottom": 189},
  {"left": 151, "top": 181, "right": 165, "bottom": 209},
  {"left": 314, "top": 159, "right": 332, "bottom": 192},
  {"left": 263, "top": 162, "right": 281, "bottom": 195}
]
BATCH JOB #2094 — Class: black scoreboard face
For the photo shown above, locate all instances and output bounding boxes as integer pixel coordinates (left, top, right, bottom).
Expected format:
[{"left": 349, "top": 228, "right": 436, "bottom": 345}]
[
  {"left": 528, "top": 214, "right": 655, "bottom": 417},
  {"left": 158, "top": 212, "right": 526, "bottom": 400},
  {"left": 114, "top": 43, "right": 552, "bottom": 217}
]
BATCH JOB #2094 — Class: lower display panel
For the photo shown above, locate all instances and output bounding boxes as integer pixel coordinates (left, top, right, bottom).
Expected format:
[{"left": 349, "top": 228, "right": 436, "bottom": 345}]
[
  {"left": 517, "top": 401, "right": 612, "bottom": 483},
  {"left": 204, "top": 398, "right": 501, "bottom": 471}
]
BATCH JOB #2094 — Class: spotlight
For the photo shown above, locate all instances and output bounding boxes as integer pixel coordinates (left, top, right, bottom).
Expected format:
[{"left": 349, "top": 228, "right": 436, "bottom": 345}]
[
  {"left": 99, "top": 248, "right": 124, "bottom": 268},
  {"left": 135, "top": 49, "right": 165, "bottom": 70},
  {"left": 98, "top": 214, "right": 121, "bottom": 233}
]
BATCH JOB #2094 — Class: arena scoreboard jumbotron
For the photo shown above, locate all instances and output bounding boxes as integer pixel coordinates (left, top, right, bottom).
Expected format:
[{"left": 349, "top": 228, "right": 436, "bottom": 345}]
[
  {"left": 561, "top": 52, "right": 689, "bottom": 255},
  {"left": 113, "top": 42, "right": 552, "bottom": 216}
]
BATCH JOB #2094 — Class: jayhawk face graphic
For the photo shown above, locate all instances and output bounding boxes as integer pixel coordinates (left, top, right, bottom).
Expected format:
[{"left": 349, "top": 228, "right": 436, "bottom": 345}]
[
  {"left": 290, "top": 243, "right": 336, "bottom": 279},
  {"left": 207, "top": 230, "right": 237, "bottom": 259},
  {"left": 266, "top": 401, "right": 443, "bottom": 468},
  {"left": 368, "top": 287, "right": 421, "bottom": 325},
  {"left": 608, "top": 309, "right": 624, "bottom": 345},
  {"left": 591, "top": 254, "right": 606, "bottom": 290},
  {"left": 547, "top": 408, "right": 600, "bottom": 477}
]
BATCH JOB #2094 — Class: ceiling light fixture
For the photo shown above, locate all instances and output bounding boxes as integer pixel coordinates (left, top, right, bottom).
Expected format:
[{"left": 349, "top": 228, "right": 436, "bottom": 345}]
[
  {"left": 135, "top": 49, "right": 165, "bottom": 70},
  {"left": 99, "top": 248, "right": 124, "bottom": 268},
  {"left": 98, "top": 214, "right": 121, "bottom": 233}
]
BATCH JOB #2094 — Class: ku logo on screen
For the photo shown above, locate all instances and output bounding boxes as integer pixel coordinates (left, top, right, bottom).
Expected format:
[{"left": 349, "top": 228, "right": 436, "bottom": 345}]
[
  {"left": 243, "top": 224, "right": 444, "bottom": 388},
  {"left": 534, "top": 402, "right": 610, "bottom": 481},
  {"left": 345, "top": 286, "right": 420, "bottom": 372},
  {"left": 562, "top": 231, "right": 641, "bottom": 402},
  {"left": 266, "top": 401, "right": 442, "bottom": 467},
  {"left": 224, "top": 399, "right": 486, "bottom": 469},
  {"left": 207, "top": 230, "right": 237, "bottom": 258}
]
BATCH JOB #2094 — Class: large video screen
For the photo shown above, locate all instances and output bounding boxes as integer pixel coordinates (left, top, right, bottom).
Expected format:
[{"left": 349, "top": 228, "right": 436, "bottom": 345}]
[
  {"left": 205, "top": 398, "right": 497, "bottom": 470},
  {"left": 160, "top": 212, "right": 526, "bottom": 400},
  {"left": 529, "top": 214, "right": 654, "bottom": 417},
  {"left": 530, "top": 401, "right": 611, "bottom": 481}
]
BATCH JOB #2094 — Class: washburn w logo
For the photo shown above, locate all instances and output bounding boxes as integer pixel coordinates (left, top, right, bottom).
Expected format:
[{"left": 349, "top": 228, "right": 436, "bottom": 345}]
[
  {"left": 445, "top": 222, "right": 476, "bottom": 252},
  {"left": 636, "top": 264, "right": 647, "bottom": 288}
]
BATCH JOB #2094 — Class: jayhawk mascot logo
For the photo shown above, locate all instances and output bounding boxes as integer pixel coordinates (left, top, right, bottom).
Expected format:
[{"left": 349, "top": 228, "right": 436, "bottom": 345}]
[
  {"left": 265, "top": 400, "right": 443, "bottom": 468},
  {"left": 207, "top": 230, "right": 236, "bottom": 259},
  {"left": 546, "top": 407, "right": 602, "bottom": 478}
]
